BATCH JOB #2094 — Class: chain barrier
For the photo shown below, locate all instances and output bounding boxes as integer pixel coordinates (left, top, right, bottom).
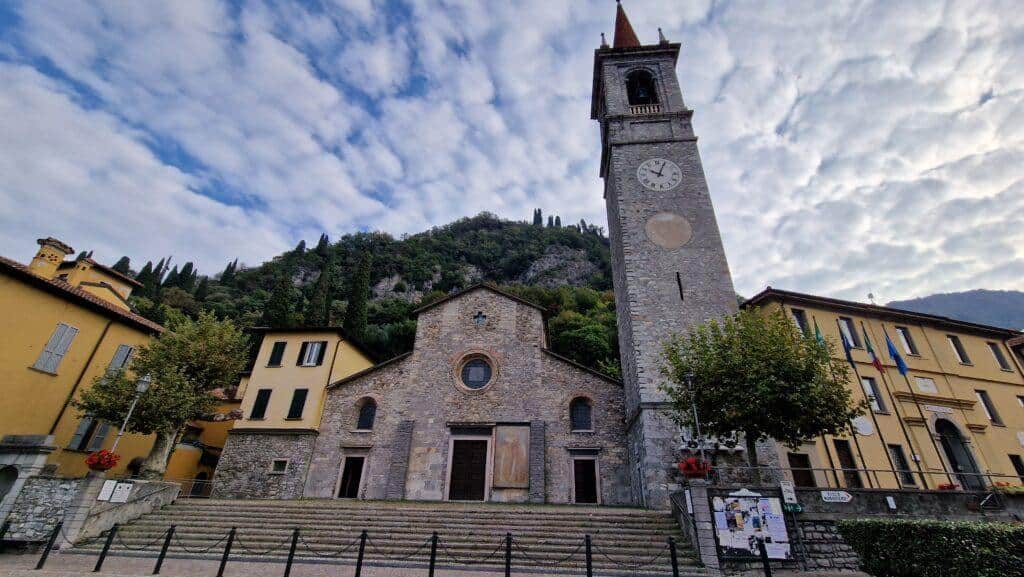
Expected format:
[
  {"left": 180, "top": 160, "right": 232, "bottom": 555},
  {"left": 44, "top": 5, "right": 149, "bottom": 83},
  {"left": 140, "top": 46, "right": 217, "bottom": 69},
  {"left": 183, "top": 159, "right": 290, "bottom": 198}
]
[
  {"left": 439, "top": 537, "right": 506, "bottom": 566},
  {"left": 171, "top": 531, "right": 229, "bottom": 555},
  {"left": 114, "top": 528, "right": 172, "bottom": 552},
  {"left": 233, "top": 531, "right": 295, "bottom": 556},
  {"left": 364, "top": 534, "right": 433, "bottom": 562},
  {"left": 296, "top": 532, "right": 362, "bottom": 558},
  {"left": 511, "top": 537, "right": 584, "bottom": 568},
  {"left": 592, "top": 540, "right": 669, "bottom": 571}
]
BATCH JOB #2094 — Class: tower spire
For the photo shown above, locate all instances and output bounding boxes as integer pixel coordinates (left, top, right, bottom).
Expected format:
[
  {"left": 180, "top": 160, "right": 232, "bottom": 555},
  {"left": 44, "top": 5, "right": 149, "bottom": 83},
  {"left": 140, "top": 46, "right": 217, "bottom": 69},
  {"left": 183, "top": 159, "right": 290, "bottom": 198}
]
[{"left": 613, "top": 1, "right": 641, "bottom": 48}]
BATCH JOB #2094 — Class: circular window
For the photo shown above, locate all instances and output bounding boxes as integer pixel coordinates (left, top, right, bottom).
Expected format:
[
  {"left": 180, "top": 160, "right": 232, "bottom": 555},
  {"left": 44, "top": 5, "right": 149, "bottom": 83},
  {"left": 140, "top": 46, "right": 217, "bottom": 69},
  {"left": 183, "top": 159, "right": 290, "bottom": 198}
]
[{"left": 460, "top": 357, "right": 493, "bottom": 390}]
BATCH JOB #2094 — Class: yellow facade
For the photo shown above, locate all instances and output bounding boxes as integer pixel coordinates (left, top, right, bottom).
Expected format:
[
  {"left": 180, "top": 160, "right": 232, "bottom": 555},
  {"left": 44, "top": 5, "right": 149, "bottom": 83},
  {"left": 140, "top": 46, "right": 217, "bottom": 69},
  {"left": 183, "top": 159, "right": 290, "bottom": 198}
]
[
  {"left": 0, "top": 239, "right": 162, "bottom": 478},
  {"left": 233, "top": 329, "right": 375, "bottom": 432},
  {"left": 745, "top": 288, "right": 1024, "bottom": 491}
]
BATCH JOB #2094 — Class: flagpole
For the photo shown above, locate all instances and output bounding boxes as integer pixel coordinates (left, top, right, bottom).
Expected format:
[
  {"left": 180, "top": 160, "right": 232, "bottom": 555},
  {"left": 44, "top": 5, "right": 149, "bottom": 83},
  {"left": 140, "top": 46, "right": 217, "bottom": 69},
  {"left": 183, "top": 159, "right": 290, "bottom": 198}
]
[
  {"left": 852, "top": 321, "right": 902, "bottom": 487},
  {"left": 882, "top": 326, "right": 956, "bottom": 488},
  {"left": 873, "top": 357, "right": 931, "bottom": 489},
  {"left": 834, "top": 319, "right": 875, "bottom": 488},
  {"left": 811, "top": 317, "right": 848, "bottom": 488}
]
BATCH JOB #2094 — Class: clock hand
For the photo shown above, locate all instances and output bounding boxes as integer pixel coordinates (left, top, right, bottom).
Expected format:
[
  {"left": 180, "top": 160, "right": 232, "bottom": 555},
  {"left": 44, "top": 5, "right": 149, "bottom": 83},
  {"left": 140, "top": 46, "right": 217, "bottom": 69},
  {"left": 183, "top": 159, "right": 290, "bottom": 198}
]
[{"left": 656, "top": 163, "right": 666, "bottom": 177}]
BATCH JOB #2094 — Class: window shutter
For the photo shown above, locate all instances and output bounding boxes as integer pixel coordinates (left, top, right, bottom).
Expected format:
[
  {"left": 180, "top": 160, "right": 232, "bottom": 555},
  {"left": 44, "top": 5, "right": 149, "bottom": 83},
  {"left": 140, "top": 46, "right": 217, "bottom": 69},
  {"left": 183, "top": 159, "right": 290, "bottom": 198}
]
[
  {"left": 68, "top": 417, "right": 93, "bottom": 450},
  {"left": 34, "top": 323, "right": 73, "bottom": 372},
  {"left": 316, "top": 341, "right": 327, "bottom": 365},
  {"left": 269, "top": 342, "right": 286, "bottom": 366},
  {"left": 108, "top": 345, "right": 134, "bottom": 372},
  {"left": 251, "top": 389, "right": 272, "bottom": 419},
  {"left": 53, "top": 325, "right": 79, "bottom": 367},
  {"left": 287, "top": 389, "right": 309, "bottom": 419},
  {"left": 297, "top": 342, "right": 308, "bottom": 366},
  {"left": 87, "top": 422, "right": 111, "bottom": 451}
]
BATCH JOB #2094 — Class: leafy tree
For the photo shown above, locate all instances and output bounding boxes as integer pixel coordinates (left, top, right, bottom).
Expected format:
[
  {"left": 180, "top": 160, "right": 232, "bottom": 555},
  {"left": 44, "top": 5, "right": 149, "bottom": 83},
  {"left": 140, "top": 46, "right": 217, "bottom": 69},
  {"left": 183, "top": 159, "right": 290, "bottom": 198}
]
[
  {"left": 262, "top": 274, "right": 296, "bottom": 327},
  {"left": 161, "top": 287, "right": 200, "bottom": 316},
  {"left": 112, "top": 256, "right": 131, "bottom": 274},
  {"left": 304, "top": 260, "right": 332, "bottom": 326},
  {"left": 660, "top": 309, "right": 865, "bottom": 469},
  {"left": 74, "top": 312, "right": 248, "bottom": 478},
  {"left": 344, "top": 252, "right": 372, "bottom": 339}
]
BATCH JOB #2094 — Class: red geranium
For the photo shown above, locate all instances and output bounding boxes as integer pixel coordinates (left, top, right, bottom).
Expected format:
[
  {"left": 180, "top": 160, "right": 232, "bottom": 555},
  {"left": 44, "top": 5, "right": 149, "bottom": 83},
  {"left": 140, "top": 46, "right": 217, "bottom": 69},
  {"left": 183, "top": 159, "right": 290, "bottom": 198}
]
[
  {"left": 678, "top": 456, "right": 712, "bottom": 479},
  {"left": 85, "top": 449, "right": 120, "bottom": 471},
  {"left": 937, "top": 482, "right": 959, "bottom": 491}
]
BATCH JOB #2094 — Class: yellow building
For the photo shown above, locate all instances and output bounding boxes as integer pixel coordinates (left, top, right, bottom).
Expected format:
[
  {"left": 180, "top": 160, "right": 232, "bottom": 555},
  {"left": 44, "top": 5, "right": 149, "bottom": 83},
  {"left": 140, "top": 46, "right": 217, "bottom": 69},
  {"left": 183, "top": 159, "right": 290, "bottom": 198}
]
[
  {"left": 0, "top": 238, "right": 163, "bottom": 490},
  {"left": 745, "top": 288, "right": 1024, "bottom": 491}
]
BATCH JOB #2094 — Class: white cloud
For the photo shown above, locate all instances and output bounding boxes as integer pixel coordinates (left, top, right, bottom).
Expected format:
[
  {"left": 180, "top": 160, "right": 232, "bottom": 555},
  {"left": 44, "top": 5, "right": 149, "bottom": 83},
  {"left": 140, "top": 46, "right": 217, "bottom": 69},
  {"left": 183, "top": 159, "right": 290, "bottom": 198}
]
[{"left": 0, "top": 0, "right": 1022, "bottom": 304}]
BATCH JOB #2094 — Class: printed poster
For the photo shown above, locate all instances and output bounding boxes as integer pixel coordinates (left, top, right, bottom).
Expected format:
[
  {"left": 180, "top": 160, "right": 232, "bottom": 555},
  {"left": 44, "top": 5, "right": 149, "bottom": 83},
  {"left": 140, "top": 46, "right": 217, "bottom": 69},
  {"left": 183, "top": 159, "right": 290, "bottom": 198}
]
[{"left": 711, "top": 492, "right": 793, "bottom": 560}]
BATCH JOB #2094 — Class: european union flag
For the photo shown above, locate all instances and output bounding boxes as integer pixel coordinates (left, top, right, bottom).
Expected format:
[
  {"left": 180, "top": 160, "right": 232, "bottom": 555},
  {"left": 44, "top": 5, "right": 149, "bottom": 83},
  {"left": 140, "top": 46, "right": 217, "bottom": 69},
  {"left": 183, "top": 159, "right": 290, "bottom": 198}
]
[{"left": 885, "top": 333, "right": 909, "bottom": 376}]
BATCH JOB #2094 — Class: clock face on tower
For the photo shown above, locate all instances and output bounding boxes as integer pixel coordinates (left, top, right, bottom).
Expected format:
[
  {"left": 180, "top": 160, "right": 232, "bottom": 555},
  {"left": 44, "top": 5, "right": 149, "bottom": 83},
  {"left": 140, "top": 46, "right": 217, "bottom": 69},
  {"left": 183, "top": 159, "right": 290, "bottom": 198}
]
[{"left": 637, "top": 158, "right": 682, "bottom": 191}]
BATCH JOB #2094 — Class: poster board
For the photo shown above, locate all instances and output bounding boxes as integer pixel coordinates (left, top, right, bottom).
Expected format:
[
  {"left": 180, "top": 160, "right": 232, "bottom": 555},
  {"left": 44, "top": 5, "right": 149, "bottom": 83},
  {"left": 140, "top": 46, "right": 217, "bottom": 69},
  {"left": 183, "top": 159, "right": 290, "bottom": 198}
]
[
  {"left": 492, "top": 425, "right": 530, "bottom": 488},
  {"left": 711, "top": 490, "right": 793, "bottom": 560}
]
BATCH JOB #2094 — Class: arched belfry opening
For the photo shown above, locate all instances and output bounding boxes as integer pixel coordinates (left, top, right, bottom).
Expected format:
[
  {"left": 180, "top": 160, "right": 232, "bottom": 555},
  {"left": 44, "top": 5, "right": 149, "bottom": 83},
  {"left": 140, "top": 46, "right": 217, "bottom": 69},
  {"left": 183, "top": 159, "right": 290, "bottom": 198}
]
[{"left": 626, "top": 70, "right": 658, "bottom": 106}]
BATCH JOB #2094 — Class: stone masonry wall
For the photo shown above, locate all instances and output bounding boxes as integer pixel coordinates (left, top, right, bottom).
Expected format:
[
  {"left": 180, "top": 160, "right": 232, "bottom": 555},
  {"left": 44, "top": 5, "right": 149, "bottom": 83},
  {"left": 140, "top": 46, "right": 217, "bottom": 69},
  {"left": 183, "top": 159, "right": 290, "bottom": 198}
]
[
  {"left": 305, "top": 287, "right": 632, "bottom": 505},
  {"left": 794, "top": 520, "right": 860, "bottom": 573},
  {"left": 212, "top": 431, "right": 316, "bottom": 499},
  {"left": 3, "top": 476, "right": 83, "bottom": 541}
]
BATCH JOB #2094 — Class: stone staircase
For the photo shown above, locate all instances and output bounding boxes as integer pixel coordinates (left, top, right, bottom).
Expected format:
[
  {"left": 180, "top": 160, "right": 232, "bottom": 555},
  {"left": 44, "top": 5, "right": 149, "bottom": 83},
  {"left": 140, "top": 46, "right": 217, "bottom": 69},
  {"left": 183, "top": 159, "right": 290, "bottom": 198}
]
[{"left": 71, "top": 499, "right": 705, "bottom": 576}]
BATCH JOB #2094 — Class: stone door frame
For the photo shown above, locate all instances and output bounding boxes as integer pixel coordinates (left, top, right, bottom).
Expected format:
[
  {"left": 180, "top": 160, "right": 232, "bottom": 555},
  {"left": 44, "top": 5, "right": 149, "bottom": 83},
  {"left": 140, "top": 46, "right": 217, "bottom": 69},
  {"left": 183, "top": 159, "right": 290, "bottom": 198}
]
[
  {"left": 333, "top": 449, "right": 369, "bottom": 499},
  {"left": 444, "top": 433, "right": 493, "bottom": 502},
  {"left": 569, "top": 453, "right": 602, "bottom": 505}
]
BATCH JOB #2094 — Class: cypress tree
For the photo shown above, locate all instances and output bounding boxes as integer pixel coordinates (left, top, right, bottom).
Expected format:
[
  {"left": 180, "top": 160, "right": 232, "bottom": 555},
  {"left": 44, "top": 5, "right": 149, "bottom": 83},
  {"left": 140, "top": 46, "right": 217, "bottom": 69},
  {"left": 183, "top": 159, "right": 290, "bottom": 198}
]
[
  {"left": 136, "top": 261, "right": 154, "bottom": 290},
  {"left": 533, "top": 209, "right": 543, "bottom": 226},
  {"left": 315, "top": 233, "right": 330, "bottom": 257},
  {"left": 343, "top": 252, "right": 372, "bottom": 339},
  {"left": 163, "top": 265, "right": 180, "bottom": 289},
  {"left": 112, "top": 256, "right": 131, "bottom": 274},
  {"left": 178, "top": 262, "right": 196, "bottom": 291},
  {"left": 262, "top": 274, "right": 294, "bottom": 327},
  {"left": 547, "top": 215, "right": 554, "bottom": 227},
  {"left": 554, "top": 216, "right": 561, "bottom": 227},
  {"left": 293, "top": 240, "right": 307, "bottom": 255},
  {"left": 304, "top": 260, "right": 332, "bottom": 326},
  {"left": 194, "top": 276, "right": 210, "bottom": 302},
  {"left": 220, "top": 259, "right": 237, "bottom": 285}
]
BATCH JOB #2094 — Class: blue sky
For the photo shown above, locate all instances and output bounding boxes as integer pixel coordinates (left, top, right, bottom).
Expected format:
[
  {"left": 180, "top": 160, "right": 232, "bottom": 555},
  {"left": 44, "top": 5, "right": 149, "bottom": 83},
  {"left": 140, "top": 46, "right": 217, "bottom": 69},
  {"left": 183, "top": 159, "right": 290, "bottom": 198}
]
[{"left": 1, "top": 0, "right": 1022, "bottom": 302}]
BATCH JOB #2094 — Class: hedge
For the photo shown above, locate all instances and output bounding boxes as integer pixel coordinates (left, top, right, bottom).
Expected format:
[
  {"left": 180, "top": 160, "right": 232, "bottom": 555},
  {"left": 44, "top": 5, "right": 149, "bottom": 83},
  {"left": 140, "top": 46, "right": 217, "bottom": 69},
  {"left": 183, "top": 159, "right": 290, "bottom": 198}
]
[{"left": 836, "top": 518, "right": 1024, "bottom": 577}]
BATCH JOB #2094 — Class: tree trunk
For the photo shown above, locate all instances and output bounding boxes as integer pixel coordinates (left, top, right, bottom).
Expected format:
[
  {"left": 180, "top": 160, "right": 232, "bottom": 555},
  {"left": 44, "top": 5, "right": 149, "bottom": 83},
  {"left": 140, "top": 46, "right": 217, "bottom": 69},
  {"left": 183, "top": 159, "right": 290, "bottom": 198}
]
[
  {"left": 745, "top": 433, "right": 762, "bottom": 486},
  {"left": 139, "top": 429, "right": 177, "bottom": 480}
]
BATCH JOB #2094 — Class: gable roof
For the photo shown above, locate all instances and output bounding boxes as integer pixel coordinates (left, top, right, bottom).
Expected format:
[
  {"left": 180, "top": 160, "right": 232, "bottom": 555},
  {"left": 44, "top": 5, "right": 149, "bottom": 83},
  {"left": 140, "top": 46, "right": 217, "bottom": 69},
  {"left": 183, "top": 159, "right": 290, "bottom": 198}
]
[
  {"left": 1, "top": 256, "right": 163, "bottom": 334},
  {"left": 326, "top": 352, "right": 413, "bottom": 389},
  {"left": 542, "top": 349, "right": 622, "bottom": 386},
  {"left": 744, "top": 287, "right": 1021, "bottom": 339},
  {"left": 412, "top": 283, "right": 549, "bottom": 316},
  {"left": 58, "top": 258, "right": 143, "bottom": 287}
]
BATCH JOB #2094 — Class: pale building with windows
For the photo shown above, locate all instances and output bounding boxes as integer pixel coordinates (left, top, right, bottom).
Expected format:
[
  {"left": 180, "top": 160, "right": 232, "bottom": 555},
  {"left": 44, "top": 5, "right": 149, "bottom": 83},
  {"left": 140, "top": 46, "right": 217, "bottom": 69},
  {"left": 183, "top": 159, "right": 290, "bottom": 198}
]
[{"left": 745, "top": 288, "right": 1024, "bottom": 491}]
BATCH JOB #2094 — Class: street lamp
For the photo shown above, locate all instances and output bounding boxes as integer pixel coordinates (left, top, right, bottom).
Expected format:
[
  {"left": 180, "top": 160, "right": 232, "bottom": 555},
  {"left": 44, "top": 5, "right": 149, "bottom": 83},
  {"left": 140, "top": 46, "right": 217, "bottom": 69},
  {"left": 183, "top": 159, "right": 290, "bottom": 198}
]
[
  {"left": 685, "top": 373, "right": 707, "bottom": 465},
  {"left": 110, "top": 374, "right": 151, "bottom": 452}
]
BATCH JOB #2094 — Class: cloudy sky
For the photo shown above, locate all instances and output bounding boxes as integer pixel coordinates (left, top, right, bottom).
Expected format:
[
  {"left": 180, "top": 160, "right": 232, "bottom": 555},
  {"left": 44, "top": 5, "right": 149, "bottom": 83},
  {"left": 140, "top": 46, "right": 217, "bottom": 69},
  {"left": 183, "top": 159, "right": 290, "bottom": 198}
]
[{"left": 1, "top": 0, "right": 1022, "bottom": 302}]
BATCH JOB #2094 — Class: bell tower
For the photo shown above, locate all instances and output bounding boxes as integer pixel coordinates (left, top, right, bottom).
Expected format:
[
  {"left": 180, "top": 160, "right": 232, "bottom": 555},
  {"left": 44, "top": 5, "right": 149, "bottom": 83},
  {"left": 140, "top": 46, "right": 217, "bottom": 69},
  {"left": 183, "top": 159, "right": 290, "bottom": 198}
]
[{"left": 592, "top": 2, "right": 738, "bottom": 508}]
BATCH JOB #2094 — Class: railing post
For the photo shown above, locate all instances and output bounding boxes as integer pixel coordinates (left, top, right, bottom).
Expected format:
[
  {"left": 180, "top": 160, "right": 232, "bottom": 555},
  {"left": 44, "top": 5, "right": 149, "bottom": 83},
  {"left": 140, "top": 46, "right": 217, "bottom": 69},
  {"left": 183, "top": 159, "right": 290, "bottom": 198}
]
[
  {"left": 153, "top": 525, "right": 175, "bottom": 575},
  {"left": 757, "top": 538, "right": 773, "bottom": 577},
  {"left": 504, "top": 532, "right": 512, "bottom": 577},
  {"left": 35, "top": 521, "right": 62, "bottom": 570},
  {"left": 216, "top": 527, "right": 236, "bottom": 577},
  {"left": 668, "top": 536, "right": 679, "bottom": 577},
  {"left": 354, "top": 530, "right": 367, "bottom": 577},
  {"left": 283, "top": 528, "right": 299, "bottom": 577},
  {"left": 584, "top": 535, "right": 593, "bottom": 577},
  {"left": 93, "top": 523, "right": 118, "bottom": 572},
  {"left": 428, "top": 531, "right": 438, "bottom": 577}
]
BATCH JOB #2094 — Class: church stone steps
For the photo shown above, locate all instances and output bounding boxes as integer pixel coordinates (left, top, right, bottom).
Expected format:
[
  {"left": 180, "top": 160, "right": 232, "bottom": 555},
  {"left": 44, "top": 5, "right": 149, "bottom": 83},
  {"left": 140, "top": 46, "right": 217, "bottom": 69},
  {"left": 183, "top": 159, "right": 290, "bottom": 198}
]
[{"left": 69, "top": 499, "right": 703, "bottom": 576}]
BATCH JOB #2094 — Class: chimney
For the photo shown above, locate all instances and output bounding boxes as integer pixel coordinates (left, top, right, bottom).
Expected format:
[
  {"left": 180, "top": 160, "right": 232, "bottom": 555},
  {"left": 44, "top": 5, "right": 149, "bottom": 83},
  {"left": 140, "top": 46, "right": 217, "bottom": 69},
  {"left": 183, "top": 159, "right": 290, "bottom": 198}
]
[{"left": 29, "top": 237, "right": 74, "bottom": 279}]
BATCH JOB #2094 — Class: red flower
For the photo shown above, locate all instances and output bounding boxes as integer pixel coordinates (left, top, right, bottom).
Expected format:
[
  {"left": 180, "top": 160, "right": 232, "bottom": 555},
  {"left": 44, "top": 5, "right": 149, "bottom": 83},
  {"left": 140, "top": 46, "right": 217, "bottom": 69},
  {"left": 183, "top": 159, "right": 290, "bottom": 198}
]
[
  {"left": 678, "top": 456, "right": 712, "bottom": 478},
  {"left": 936, "top": 482, "right": 959, "bottom": 491},
  {"left": 85, "top": 449, "right": 121, "bottom": 471}
]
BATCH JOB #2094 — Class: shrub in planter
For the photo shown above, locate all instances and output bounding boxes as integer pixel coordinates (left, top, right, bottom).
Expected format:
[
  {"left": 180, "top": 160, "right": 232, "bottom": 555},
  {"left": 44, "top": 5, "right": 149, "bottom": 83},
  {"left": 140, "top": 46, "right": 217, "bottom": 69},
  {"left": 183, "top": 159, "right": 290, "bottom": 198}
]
[{"left": 837, "top": 518, "right": 1024, "bottom": 577}]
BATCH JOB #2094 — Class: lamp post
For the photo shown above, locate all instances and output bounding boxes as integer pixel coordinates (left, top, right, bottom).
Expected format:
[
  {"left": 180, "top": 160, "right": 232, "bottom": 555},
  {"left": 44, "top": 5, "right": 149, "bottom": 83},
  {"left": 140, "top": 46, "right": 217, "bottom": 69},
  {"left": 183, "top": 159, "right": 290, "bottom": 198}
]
[
  {"left": 685, "top": 373, "right": 707, "bottom": 465},
  {"left": 110, "top": 374, "right": 151, "bottom": 452}
]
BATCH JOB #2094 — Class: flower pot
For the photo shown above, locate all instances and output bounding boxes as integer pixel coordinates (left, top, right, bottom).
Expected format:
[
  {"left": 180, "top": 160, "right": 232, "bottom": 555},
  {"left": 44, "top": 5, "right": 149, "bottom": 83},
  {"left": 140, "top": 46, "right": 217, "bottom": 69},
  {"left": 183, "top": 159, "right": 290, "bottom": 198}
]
[{"left": 87, "top": 463, "right": 114, "bottom": 472}]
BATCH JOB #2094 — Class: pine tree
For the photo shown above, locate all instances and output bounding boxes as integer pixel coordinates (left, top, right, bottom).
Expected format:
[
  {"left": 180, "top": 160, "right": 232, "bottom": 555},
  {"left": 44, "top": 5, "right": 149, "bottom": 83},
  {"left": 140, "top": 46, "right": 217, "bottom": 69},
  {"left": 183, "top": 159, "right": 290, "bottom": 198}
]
[
  {"left": 194, "top": 276, "right": 210, "bottom": 302},
  {"left": 547, "top": 215, "right": 554, "bottom": 227},
  {"left": 178, "top": 262, "right": 196, "bottom": 291},
  {"left": 262, "top": 275, "right": 294, "bottom": 328},
  {"left": 343, "top": 252, "right": 372, "bottom": 339},
  {"left": 554, "top": 216, "right": 561, "bottom": 227},
  {"left": 112, "top": 256, "right": 131, "bottom": 274},
  {"left": 304, "top": 260, "right": 332, "bottom": 326}
]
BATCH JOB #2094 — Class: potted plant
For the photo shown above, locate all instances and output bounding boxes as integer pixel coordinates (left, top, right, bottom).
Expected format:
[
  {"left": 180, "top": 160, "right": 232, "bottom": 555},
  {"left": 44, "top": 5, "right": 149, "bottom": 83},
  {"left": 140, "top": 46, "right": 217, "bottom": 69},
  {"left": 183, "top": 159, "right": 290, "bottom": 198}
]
[
  {"left": 936, "top": 482, "right": 959, "bottom": 491},
  {"left": 85, "top": 449, "right": 120, "bottom": 472},
  {"left": 678, "top": 456, "right": 712, "bottom": 479}
]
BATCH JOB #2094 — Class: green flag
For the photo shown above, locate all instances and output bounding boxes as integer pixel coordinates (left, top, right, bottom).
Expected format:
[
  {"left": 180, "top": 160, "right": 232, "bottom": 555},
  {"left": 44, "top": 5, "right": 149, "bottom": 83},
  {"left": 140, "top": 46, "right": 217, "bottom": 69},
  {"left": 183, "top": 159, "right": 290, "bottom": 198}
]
[{"left": 813, "top": 319, "right": 825, "bottom": 345}]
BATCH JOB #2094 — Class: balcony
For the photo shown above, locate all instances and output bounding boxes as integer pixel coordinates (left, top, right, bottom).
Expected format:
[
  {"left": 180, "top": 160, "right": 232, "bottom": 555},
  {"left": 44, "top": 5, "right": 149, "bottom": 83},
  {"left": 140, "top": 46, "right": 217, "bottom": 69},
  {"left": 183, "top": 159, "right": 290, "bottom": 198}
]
[{"left": 630, "top": 103, "right": 662, "bottom": 115}]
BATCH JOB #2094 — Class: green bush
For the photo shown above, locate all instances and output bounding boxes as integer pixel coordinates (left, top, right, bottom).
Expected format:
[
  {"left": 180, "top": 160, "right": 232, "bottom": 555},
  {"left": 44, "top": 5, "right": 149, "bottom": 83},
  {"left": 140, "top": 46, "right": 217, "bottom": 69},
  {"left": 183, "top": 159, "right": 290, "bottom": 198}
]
[{"left": 836, "top": 518, "right": 1024, "bottom": 577}]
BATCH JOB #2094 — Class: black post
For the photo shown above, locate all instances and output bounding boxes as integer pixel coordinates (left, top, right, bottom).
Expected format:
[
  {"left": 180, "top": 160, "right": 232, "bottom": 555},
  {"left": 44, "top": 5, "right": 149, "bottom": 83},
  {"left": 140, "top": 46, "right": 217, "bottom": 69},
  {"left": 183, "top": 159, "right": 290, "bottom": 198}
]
[
  {"left": 153, "top": 525, "right": 175, "bottom": 575},
  {"left": 283, "top": 528, "right": 299, "bottom": 577},
  {"left": 216, "top": 527, "right": 236, "bottom": 577},
  {"left": 504, "top": 532, "right": 512, "bottom": 577},
  {"left": 584, "top": 535, "right": 593, "bottom": 577},
  {"left": 428, "top": 532, "right": 438, "bottom": 577},
  {"left": 93, "top": 524, "right": 118, "bottom": 572},
  {"left": 0, "top": 520, "right": 10, "bottom": 553},
  {"left": 354, "top": 530, "right": 367, "bottom": 577},
  {"left": 757, "top": 538, "right": 773, "bottom": 577},
  {"left": 35, "top": 521, "right": 62, "bottom": 570},
  {"left": 668, "top": 536, "right": 680, "bottom": 577}
]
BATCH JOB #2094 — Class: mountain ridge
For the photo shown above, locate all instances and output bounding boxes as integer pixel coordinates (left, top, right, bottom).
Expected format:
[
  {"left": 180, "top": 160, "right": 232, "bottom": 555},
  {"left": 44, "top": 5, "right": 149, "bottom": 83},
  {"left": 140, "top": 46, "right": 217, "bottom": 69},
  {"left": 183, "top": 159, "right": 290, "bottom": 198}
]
[{"left": 887, "top": 289, "right": 1024, "bottom": 331}]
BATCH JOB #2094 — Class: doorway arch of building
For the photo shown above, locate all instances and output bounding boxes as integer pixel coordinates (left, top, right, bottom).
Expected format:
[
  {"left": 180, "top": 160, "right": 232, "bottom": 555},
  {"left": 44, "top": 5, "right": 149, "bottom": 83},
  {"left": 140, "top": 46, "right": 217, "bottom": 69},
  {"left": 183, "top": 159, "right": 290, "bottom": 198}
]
[{"left": 934, "top": 419, "right": 984, "bottom": 490}]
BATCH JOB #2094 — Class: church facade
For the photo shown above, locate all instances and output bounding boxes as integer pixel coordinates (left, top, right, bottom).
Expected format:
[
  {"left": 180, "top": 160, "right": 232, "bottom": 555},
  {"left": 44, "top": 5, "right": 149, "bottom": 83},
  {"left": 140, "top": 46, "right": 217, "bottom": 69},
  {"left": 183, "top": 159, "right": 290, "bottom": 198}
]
[{"left": 214, "top": 4, "right": 736, "bottom": 509}]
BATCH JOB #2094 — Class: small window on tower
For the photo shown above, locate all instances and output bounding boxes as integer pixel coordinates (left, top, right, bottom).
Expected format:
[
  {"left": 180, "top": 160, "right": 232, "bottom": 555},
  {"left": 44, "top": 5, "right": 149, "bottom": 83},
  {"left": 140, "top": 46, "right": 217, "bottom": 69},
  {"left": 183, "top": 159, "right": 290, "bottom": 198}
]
[{"left": 626, "top": 70, "right": 658, "bottom": 106}]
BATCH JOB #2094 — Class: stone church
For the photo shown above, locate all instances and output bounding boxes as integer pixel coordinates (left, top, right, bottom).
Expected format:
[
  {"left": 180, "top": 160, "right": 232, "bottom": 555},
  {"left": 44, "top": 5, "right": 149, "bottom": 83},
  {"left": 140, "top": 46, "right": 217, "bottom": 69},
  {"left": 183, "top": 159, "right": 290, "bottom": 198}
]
[{"left": 214, "top": 3, "right": 737, "bottom": 510}]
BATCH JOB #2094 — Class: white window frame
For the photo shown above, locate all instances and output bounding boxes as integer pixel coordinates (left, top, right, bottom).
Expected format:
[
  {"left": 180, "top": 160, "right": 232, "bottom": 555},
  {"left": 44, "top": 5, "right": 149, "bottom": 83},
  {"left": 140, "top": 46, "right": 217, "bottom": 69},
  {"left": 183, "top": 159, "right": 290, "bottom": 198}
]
[
  {"left": 32, "top": 323, "right": 79, "bottom": 374},
  {"left": 860, "top": 377, "right": 885, "bottom": 413},
  {"left": 838, "top": 318, "right": 858, "bottom": 348},
  {"left": 915, "top": 376, "right": 938, "bottom": 394},
  {"left": 300, "top": 341, "right": 324, "bottom": 367},
  {"left": 895, "top": 327, "right": 917, "bottom": 356}
]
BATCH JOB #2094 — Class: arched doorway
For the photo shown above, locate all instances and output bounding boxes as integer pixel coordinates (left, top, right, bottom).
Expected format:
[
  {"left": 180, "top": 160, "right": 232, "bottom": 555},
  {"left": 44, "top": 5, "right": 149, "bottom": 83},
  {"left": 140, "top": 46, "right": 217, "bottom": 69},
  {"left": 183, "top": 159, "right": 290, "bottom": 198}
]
[
  {"left": 189, "top": 472, "right": 210, "bottom": 497},
  {"left": 935, "top": 419, "right": 984, "bottom": 490},
  {"left": 0, "top": 465, "right": 18, "bottom": 505}
]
